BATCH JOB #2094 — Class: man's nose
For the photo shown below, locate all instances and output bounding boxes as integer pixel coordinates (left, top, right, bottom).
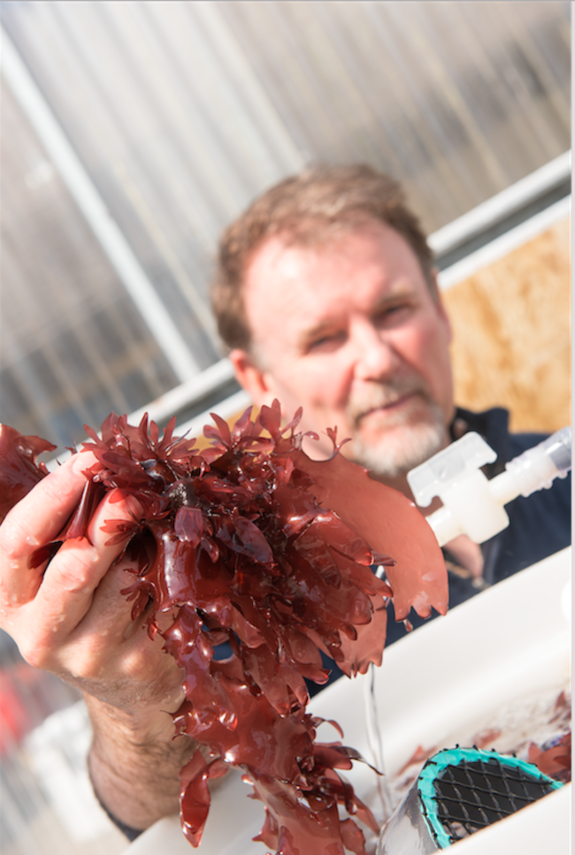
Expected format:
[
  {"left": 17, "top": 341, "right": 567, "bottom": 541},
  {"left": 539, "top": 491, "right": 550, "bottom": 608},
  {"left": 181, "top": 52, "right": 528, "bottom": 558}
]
[{"left": 351, "top": 323, "right": 400, "bottom": 382}]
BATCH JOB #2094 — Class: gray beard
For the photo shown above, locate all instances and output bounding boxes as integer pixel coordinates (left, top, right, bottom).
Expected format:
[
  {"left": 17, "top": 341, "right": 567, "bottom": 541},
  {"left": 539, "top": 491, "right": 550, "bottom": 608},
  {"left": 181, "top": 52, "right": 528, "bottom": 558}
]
[{"left": 347, "top": 401, "right": 447, "bottom": 479}]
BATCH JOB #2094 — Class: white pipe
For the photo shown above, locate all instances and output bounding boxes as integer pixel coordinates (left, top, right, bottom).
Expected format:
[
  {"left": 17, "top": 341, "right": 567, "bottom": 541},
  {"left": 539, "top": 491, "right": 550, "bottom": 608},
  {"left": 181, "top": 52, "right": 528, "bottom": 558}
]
[
  {"left": 128, "top": 357, "right": 236, "bottom": 426},
  {"left": 428, "top": 149, "right": 571, "bottom": 257},
  {"left": 0, "top": 24, "right": 199, "bottom": 382},
  {"left": 175, "top": 388, "right": 252, "bottom": 440},
  {"left": 44, "top": 383, "right": 252, "bottom": 471},
  {"left": 437, "top": 194, "right": 571, "bottom": 291}
]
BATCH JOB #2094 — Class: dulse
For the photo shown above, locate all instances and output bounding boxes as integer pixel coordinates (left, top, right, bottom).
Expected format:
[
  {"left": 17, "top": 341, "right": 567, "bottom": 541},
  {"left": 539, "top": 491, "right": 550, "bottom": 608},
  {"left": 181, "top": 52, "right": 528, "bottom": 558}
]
[{"left": 0, "top": 403, "right": 448, "bottom": 855}]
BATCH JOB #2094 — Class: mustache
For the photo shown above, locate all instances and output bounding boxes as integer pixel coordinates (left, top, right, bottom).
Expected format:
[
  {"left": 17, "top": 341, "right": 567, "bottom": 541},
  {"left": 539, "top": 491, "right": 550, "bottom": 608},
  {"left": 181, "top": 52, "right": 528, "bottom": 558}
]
[{"left": 346, "top": 377, "right": 433, "bottom": 426}]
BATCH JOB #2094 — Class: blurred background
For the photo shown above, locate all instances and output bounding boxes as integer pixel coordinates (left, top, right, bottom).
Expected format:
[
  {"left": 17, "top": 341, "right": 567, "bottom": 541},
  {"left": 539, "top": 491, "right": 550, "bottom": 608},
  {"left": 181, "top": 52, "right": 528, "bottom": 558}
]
[
  {"left": 0, "top": 2, "right": 571, "bottom": 854},
  {"left": 0, "top": 0, "right": 570, "bottom": 448}
]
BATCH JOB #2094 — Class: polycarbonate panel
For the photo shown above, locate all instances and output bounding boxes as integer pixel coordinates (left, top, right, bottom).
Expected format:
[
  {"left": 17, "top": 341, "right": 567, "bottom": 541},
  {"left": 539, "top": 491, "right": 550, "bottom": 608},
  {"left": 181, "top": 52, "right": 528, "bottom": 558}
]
[{"left": 0, "top": 77, "right": 179, "bottom": 446}]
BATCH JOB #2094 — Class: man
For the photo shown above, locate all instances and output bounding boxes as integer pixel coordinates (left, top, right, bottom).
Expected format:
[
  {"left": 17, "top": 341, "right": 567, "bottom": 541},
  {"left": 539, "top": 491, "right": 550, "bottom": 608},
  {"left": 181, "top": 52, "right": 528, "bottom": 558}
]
[
  {"left": 212, "top": 165, "right": 570, "bottom": 631},
  {"left": 0, "top": 165, "right": 569, "bottom": 839}
]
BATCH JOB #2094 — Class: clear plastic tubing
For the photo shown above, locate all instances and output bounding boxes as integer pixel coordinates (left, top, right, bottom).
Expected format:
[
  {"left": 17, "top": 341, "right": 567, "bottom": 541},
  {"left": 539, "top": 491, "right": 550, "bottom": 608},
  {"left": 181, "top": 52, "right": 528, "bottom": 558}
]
[{"left": 490, "top": 426, "right": 572, "bottom": 505}]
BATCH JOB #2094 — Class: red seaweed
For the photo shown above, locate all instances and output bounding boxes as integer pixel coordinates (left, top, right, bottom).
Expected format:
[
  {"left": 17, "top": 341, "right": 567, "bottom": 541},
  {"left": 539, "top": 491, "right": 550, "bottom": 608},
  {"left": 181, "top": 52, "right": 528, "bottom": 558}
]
[
  {"left": 0, "top": 424, "right": 55, "bottom": 523},
  {"left": 0, "top": 402, "right": 447, "bottom": 854},
  {"left": 528, "top": 732, "right": 571, "bottom": 784}
]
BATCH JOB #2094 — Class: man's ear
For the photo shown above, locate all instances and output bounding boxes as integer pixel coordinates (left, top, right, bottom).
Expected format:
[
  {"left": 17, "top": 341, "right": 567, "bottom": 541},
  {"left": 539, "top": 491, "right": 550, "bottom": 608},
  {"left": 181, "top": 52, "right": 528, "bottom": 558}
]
[{"left": 229, "top": 349, "right": 274, "bottom": 406}]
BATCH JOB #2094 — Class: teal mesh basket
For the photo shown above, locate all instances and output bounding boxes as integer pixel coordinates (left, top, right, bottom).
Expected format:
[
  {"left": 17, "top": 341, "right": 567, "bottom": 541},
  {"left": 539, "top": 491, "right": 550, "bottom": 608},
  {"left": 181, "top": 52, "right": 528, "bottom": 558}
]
[{"left": 377, "top": 746, "right": 563, "bottom": 853}]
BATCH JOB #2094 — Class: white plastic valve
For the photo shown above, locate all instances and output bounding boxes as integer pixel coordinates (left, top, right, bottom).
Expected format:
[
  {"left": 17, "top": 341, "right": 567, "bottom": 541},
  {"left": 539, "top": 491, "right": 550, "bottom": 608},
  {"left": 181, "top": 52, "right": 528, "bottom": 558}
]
[{"left": 407, "top": 427, "right": 572, "bottom": 547}]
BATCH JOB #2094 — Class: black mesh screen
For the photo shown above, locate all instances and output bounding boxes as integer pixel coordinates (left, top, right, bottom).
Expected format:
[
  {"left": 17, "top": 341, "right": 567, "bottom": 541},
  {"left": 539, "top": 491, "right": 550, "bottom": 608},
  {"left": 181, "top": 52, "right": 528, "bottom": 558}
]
[{"left": 432, "top": 756, "right": 556, "bottom": 842}]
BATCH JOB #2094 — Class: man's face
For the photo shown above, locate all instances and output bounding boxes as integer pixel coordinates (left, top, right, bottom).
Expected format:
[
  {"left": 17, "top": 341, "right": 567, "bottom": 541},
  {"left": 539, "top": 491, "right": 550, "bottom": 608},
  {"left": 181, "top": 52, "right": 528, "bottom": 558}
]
[{"left": 235, "top": 221, "right": 455, "bottom": 480}]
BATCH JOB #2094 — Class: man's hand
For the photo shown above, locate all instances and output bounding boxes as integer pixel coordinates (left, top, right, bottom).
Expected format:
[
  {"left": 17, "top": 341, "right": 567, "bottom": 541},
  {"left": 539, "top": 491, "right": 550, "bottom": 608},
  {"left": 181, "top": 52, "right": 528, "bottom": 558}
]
[
  {"left": 0, "top": 449, "right": 183, "bottom": 710},
  {"left": 0, "top": 451, "right": 192, "bottom": 830}
]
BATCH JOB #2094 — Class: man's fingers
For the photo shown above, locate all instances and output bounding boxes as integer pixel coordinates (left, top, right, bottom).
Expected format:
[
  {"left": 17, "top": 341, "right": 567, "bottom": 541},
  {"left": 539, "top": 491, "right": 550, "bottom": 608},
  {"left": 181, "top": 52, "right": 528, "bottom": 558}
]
[
  {"left": 27, "top": 489, "right": 143, "bottom": 644},
  {"left": 4, "top": 486, "right": 143, "bottom": 674},
  {"left": 4, "top": 451, "right": 99, "bottom": 549},
  {"left": 87, "top": 487, "right": 142, "bottom": 552},
  {"left": 0, "top": 458, "right": 179, "bottom": 711},
  {"left": 0, "top": 452, "right": 100, "bottom": 605}
]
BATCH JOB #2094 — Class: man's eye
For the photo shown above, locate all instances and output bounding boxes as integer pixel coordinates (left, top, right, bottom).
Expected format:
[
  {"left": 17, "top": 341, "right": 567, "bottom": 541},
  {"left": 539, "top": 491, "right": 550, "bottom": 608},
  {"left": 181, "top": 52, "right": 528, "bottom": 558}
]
[
  {"left": 375, "top": 303, "right": 411, "bottom": 324},
  {"left": 307, "top": 332, "right": 344, "bottom": 352}
]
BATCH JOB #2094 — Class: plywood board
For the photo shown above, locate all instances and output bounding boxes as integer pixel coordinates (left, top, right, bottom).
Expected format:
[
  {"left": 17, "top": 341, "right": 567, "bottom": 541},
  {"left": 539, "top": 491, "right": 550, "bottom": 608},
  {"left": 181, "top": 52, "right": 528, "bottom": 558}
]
[{"left": 442, "top": 216, "right": 571, "bottom": 434}]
